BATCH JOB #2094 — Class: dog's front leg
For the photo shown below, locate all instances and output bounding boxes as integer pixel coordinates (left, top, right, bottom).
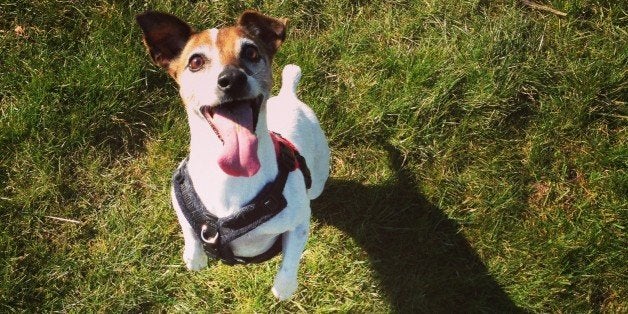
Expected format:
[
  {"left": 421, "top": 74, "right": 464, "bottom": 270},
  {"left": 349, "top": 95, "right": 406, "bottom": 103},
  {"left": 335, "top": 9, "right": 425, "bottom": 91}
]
[
  {"left": 271, "top": 220, "right": 310, "bottom": 300},
  {"left": 171, "top": 188, "right": 208, "bottom": 270}
]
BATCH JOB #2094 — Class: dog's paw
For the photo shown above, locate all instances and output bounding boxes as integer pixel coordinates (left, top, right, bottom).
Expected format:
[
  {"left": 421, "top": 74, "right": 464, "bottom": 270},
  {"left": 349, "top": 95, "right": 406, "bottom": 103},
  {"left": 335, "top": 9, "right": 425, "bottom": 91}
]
[
  {"left": 183, "top": 248, "right": 207, "bottom": 271},
  {"left": 271, "top": 271, "right": 298, "bottom": 301}
]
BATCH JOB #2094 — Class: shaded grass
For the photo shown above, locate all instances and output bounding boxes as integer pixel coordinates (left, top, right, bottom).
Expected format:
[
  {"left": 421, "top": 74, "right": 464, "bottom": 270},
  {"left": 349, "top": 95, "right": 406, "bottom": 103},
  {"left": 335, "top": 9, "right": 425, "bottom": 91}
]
[{"left": 1, "top": 0, "right": 626, "bottom": 312}]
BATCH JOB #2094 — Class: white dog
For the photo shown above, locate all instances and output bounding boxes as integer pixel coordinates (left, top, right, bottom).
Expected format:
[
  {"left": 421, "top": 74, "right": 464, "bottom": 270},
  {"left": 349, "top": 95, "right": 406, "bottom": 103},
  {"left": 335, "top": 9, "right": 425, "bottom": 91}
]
[{"left": 136, "top": 10, "right": 330, "bottom": 300}]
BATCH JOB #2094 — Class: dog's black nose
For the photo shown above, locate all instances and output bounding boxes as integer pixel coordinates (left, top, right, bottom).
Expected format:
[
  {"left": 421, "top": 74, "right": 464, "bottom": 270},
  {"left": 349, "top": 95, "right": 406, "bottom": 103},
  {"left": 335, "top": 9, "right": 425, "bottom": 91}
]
[{"left": 217, "top": 66, "right": 247, "bottom": 94}]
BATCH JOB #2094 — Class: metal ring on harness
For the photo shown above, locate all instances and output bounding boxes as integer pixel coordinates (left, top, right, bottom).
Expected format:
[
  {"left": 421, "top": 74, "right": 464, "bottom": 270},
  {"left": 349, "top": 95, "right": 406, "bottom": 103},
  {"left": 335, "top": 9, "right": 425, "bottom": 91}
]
[{"left": 200, "top": 224, "right": 219, "bottom": 244}]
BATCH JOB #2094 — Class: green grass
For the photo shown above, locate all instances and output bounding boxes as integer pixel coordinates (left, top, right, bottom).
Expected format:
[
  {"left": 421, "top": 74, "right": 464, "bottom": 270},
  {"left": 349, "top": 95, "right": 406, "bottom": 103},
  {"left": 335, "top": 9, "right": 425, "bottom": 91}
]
[{"left": 1, "top": 0, "right": 626, "bottom": 312}]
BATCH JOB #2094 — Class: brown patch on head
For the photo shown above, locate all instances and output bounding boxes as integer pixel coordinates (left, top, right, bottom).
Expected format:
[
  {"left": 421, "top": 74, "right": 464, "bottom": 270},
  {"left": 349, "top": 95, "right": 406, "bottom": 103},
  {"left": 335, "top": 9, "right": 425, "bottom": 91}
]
[
  {"left": 216, "top": 27, "right": 246, "bottom": 66},
  {"left": 166, "top": 30, "right": 214, "bottom": 79},
  {"left": 137, "top": 10, "right": 287, "bottom": 88},
  {"left": 183, "top": 31, "right": 214, "bottom": 54}
]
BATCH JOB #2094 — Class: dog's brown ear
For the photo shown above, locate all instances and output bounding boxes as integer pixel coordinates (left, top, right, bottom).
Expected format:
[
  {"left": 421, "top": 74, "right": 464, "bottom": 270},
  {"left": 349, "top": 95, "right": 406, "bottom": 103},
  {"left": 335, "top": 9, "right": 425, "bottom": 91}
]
[
  {"left": 136, "top": 11, "right": 192, "bottom": 68},
  {"left": 238, "top": 10, "right": 287, "bottom": 56}
]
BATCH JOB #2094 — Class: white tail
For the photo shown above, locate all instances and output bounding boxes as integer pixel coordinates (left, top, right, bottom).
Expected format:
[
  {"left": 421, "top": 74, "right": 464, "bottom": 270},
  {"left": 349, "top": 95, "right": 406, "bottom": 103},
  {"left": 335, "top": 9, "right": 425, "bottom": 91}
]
[{"left": 279, "top": 64, "right": 302, "bottom": 97}]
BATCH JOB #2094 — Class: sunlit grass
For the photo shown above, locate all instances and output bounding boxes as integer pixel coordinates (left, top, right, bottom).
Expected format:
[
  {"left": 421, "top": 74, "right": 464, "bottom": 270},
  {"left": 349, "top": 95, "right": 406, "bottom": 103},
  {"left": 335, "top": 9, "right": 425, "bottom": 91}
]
[{"left": 1, "top": 0, "right": 626, "bottom": 312}]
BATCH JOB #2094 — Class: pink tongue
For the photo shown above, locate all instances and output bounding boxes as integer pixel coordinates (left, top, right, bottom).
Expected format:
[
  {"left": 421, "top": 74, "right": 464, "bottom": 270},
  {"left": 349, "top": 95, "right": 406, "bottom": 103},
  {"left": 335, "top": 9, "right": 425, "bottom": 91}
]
[{"left": 209, "top": 103, "right": 260, "bottom": 177}]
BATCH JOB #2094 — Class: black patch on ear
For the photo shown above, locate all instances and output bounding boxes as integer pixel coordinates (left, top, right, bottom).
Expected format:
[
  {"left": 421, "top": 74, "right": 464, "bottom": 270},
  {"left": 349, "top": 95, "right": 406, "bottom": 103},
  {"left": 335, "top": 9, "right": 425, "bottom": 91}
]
[
  {"left": 136, "top": 11, "right": 192, "bottom": 68},
  {"left": 237, "top": 10, "right": 287, "bottom": 56}
]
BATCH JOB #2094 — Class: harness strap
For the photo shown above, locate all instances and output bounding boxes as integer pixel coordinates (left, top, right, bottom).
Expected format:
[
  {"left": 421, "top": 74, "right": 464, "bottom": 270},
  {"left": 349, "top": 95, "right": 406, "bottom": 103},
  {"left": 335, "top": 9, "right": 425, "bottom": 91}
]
[
  {"left": 271, "top": 132, "right": 312, "bottom": 189},
  {"left": 172, "top": 133, "right": 310, "bottom": 266},
  {"left": 173, "top": 159, "right": 286, "bottom": 265},
  {"left": 173, "top": 161, "right": 221, "bottom": 259}
]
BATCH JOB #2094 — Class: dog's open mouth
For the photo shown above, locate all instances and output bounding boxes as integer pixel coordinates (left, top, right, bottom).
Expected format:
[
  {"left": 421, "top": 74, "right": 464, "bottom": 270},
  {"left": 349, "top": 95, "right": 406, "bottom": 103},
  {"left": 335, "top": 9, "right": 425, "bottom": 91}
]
[{"left": 201, "top": 95, "right": 263, "bottom": 177}]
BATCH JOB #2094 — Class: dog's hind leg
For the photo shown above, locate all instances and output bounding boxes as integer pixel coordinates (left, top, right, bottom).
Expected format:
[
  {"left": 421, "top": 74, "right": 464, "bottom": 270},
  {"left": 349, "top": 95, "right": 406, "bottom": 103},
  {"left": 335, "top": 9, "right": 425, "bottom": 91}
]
[
  {"left": 171, "top": 187, "right": 208, "bottom": 271},
  {"left": 271, "top": 219, "right": 310, "bottom": 300}
]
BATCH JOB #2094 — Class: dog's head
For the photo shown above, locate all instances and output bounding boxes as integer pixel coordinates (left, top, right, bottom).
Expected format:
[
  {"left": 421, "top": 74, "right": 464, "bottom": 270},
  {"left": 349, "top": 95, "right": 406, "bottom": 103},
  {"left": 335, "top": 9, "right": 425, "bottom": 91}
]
[{"left": 136, "top": 11, "right": 287, "bottom": 177}]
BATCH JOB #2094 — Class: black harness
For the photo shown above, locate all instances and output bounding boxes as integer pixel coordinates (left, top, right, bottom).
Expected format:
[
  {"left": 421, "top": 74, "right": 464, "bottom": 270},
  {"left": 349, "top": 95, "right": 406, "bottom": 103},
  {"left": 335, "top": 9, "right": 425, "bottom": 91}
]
[{"left": 172, "top": 133, "right": 311, "bottom": 265}]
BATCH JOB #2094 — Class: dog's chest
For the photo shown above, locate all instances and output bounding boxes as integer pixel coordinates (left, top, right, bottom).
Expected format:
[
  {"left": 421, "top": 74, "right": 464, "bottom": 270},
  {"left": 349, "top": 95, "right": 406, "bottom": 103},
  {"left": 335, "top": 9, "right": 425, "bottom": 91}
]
[{"left": 185, "top": 159, "right": 272, "bottom": 216}]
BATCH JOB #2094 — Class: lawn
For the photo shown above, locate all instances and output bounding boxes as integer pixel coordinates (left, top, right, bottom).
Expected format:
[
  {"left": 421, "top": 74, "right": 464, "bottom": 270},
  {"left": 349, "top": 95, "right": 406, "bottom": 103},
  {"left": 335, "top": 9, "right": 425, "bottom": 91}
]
[{"left": 1, "top": 0, "right": 626, "bottom": 312}]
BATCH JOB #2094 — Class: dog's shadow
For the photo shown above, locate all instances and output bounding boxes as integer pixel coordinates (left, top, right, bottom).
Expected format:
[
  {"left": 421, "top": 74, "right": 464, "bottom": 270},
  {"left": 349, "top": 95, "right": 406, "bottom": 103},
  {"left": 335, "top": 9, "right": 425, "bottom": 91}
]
[{"left": 312, "top": 145, "right": 522, "bottom": 312}]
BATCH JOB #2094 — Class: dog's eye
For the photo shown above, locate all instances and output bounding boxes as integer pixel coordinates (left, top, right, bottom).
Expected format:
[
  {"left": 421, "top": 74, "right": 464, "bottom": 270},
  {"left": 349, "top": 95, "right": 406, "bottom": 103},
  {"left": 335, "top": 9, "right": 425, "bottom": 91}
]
[
  {"left": 242, "top": 45, "right": 260, "bottom": 62},
  {"left": 188, "top": 54, "right": 205, "bottom": 72}
]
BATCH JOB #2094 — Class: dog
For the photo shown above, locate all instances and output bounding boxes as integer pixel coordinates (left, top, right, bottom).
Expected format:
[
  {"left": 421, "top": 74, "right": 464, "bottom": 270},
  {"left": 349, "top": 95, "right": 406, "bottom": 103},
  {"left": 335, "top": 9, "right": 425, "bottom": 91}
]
[{"left": 136, "top": 10, "right": 330, "bottom": 300}]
